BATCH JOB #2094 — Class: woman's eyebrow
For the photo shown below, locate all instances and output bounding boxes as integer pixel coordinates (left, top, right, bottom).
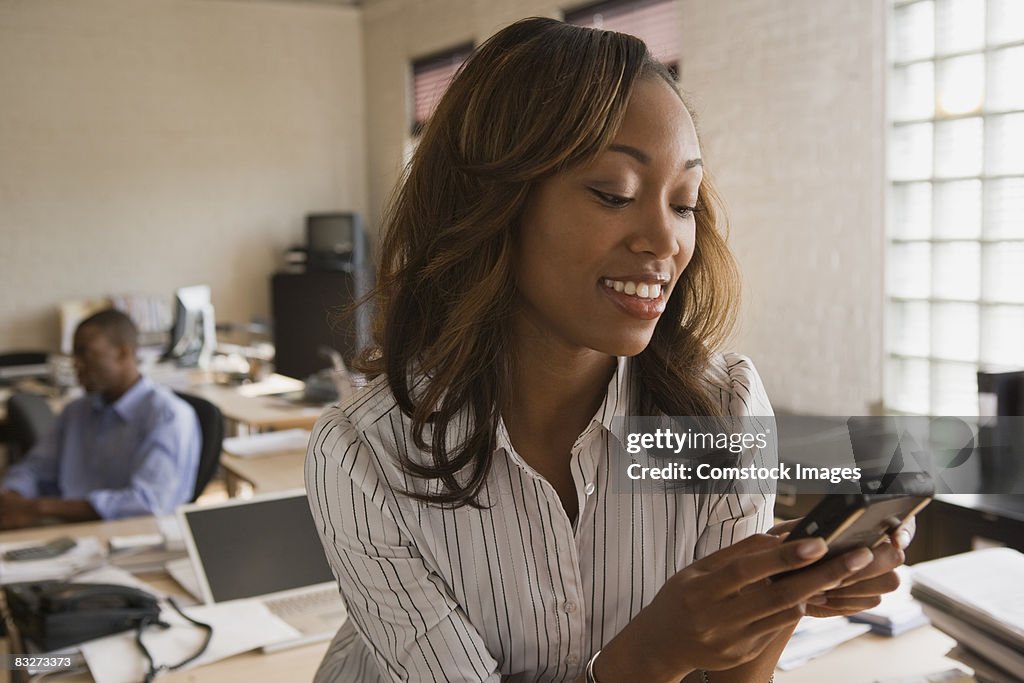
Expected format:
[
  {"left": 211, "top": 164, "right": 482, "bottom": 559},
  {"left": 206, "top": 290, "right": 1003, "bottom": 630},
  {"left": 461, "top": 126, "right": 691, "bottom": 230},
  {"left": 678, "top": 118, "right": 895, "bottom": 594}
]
[{"left": 607, "top": 144, "right": 703, "bottom": 170}]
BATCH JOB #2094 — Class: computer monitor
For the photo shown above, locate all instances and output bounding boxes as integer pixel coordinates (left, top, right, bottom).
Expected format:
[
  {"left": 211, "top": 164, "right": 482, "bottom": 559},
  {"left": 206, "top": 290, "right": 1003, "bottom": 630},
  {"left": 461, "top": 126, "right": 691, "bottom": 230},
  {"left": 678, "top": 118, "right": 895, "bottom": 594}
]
[
  {"left": 306, "top": 213, "right": 366, "bottom": 271},
  {"left": 165, "top": 284, "right": 216, "bottom": 368}
]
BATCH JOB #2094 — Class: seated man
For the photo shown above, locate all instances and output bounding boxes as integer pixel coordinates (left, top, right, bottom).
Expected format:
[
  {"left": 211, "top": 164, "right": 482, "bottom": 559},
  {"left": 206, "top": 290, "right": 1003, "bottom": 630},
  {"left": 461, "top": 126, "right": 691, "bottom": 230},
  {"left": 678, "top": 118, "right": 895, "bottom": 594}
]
[{"left": 0, "top": 309, "right": 201, "bottom": 529}]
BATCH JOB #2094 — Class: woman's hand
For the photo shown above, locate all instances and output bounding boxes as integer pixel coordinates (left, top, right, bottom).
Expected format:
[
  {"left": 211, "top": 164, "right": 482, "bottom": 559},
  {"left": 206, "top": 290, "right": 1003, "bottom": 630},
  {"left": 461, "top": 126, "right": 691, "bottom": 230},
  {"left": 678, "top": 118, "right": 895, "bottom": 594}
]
[
  {"left": 593, "top": 532, "right": 876, "bottom": 682},
  {"left": 767, "top": 516, "right": 917, "bottom": 618}
]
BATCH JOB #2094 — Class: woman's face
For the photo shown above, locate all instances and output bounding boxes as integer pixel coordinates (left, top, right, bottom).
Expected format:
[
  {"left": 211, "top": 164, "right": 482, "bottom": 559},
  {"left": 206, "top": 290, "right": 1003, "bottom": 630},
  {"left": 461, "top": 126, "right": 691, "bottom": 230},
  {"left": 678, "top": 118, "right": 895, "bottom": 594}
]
[{"left": 515, "top": 77, "right": 703, "bottom": 358}]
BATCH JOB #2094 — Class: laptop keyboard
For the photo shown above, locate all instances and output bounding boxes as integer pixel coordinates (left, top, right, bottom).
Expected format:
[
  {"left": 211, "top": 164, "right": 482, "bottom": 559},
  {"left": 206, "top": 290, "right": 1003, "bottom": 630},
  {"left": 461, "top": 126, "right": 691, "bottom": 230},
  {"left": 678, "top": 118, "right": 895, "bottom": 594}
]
[{"left": 264, "top": 587, "right": 342, "bottom": 618}]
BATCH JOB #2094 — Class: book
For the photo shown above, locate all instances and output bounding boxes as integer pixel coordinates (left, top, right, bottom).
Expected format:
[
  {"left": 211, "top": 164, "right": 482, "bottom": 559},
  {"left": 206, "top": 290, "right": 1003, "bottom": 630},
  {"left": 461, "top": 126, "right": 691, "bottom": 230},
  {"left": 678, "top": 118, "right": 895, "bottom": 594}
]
[{"left": 910, "top": 547, "right": 1024, "bottom": 649}]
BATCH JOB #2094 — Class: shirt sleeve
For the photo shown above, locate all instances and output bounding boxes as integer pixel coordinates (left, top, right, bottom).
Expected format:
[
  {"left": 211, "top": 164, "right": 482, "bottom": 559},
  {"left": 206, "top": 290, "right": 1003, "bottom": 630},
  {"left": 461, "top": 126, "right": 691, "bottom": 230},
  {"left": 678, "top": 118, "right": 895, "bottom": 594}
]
[
  {"left": 1, "top": 412, "right": 65, "bottom": 498},
  {"left": 87, "top": 404, "right": 200, "bottom": 519},
  {"left": 695, "top": 354, "right": 777, "bottom": 559},
  {"left": 305, "top": 411, "right": 500, "bottom": 683}
]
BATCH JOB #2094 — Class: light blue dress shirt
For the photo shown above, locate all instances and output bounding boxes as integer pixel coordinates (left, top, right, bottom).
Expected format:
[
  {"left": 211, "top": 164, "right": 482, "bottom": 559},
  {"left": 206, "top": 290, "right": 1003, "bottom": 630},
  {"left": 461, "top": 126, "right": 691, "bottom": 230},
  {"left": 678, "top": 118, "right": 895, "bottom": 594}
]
[{"left": 3, "top": 376, "right": 202, "bottom": 519}]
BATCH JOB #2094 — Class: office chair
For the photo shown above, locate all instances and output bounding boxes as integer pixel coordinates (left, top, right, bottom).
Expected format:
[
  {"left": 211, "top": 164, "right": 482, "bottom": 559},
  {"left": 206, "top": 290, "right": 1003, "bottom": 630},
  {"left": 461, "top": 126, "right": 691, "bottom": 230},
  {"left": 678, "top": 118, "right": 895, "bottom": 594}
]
[
  {"left": 4, "top": 392, "right": 56, "bottom": 466},
  {"left": 174, "top": 392, "right": 224, "bottom": 502}
]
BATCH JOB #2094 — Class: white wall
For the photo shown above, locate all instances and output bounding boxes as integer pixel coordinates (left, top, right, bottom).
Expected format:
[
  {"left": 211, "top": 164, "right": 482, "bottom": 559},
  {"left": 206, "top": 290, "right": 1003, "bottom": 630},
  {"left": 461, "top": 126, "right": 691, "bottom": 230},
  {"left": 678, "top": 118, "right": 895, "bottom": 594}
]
[
  {"left": 0, "top": 0, "right": 886, "bottom": 414},
  {"left": 361, "top": 0, "right": 886, "bottom": 415},
  {"left": 0, "top": 0, "right": 366, "bottom": 350},
  {"left": 677, "top": 0, "right": 887, "bottom": 415}
]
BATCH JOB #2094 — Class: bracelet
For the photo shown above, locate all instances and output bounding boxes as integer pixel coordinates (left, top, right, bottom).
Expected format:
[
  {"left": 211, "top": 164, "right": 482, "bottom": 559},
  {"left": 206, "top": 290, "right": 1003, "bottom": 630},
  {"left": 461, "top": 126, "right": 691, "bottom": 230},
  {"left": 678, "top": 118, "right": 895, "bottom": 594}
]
[
  {"left": 702, "top": 671, "right": 774, "bottom": 683},
  {"left": 585, "top": 649, "right": 602, "bottom": 682}
]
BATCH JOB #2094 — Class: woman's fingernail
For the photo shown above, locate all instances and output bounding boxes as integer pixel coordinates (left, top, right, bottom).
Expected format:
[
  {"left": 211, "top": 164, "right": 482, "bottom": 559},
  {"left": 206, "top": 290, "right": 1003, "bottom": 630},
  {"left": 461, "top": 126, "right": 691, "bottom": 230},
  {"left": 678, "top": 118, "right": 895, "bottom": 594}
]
[
  {"left": 797, "top": 538, "right": 828, "bottom": 559},
  {"left": 807, "top": 595, "right": 828, "bottom": 605},
  {"left": 896, "top": 530, "right": 912, "bottom": 549},
  {"left": 845, "top": 548, "right": 873, "bottom": 572}
]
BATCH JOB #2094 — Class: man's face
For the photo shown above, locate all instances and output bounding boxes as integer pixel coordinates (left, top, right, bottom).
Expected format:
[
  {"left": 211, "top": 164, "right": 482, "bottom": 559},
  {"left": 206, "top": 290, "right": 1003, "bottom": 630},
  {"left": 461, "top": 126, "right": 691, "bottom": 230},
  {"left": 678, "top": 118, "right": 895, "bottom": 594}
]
[{"left": 72, "top": 325, "right": 129, "bottom": 396}]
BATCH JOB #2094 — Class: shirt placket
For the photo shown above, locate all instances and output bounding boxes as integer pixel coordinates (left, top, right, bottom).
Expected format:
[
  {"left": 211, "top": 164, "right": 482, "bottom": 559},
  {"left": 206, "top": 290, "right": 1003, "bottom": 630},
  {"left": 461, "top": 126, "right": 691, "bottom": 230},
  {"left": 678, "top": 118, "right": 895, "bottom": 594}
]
[{"left": 563, "top": 426, "right": 604, "bottom": 677}]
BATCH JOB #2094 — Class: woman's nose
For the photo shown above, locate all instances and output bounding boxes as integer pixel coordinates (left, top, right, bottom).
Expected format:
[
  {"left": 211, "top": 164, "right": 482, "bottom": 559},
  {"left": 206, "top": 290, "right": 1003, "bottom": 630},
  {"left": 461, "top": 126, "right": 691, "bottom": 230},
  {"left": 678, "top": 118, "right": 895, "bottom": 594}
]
[{"left": 626, "top": 203, "right": 683, "bottom": 260}]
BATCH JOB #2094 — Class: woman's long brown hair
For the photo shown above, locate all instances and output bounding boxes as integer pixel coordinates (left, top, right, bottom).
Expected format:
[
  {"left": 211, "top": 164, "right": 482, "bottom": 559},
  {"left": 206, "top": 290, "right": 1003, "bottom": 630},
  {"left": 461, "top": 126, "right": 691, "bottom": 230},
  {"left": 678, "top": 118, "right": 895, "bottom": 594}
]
[{"left": 361, "top": 17, "right": 741, "bottom": 508}]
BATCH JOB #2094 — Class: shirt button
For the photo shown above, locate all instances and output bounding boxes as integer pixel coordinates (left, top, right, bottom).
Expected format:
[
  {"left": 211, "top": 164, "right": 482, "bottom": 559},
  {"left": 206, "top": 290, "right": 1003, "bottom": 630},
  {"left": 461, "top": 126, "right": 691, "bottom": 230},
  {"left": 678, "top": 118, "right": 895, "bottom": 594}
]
[
  {"left": 563, "top": 601, "right": 577, "bottom": 613},
  {"left": 584, "top": 482, "right": 596, "bottom": 496},
  {"left": 566, "top": 654, "right": 580, "bottom": 666}
]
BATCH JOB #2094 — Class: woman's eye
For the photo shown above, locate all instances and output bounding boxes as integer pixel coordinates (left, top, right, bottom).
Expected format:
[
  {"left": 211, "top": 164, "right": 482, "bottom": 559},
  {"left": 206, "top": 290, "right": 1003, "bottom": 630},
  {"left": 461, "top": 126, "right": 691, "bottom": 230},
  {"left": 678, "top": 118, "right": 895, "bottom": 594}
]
[
  {"left": 590, "top": 189, "right": 632, "bottom": 207},
  {"left": 673, "top": 200, "right": 703, "bottom": 218}
]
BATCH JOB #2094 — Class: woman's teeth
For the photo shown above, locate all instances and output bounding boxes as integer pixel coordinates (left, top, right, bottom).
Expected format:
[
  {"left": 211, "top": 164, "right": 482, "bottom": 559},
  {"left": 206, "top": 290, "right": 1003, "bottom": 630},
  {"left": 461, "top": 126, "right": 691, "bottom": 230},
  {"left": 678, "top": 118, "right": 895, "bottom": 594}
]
[{"left": 602, "top": 279, "right": 662, "bottom": 299}]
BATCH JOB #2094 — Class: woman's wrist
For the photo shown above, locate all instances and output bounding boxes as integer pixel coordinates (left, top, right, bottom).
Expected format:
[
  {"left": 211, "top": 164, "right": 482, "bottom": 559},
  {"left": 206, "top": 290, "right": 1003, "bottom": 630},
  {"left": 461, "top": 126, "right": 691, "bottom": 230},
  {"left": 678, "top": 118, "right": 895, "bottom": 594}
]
[{"left": 592, "top": 620, "right": 691, "bottom": 683}]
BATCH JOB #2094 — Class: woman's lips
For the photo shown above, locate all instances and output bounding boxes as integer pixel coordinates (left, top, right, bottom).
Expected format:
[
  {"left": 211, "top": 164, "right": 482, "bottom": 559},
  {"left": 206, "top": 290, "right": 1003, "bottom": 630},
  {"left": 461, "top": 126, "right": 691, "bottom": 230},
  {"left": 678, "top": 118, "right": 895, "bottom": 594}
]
[{"left": 599, "top": 279, "right": 667, "bottom": 320}]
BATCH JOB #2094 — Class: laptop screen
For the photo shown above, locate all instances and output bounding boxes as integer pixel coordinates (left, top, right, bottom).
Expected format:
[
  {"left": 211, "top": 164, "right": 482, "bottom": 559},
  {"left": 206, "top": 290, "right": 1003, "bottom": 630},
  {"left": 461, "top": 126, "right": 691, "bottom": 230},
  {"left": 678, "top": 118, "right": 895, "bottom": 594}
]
[{"left": 183, "top": 493, "right": 335, "bottom": 603}]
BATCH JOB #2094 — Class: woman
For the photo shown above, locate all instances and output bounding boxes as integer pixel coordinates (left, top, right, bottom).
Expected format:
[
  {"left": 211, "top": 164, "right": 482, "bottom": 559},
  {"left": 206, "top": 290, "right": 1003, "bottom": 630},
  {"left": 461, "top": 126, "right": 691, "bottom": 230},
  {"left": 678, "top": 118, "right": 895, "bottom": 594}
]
[{"left": 306, "top": 17, "right": 909, "bottom": 683}]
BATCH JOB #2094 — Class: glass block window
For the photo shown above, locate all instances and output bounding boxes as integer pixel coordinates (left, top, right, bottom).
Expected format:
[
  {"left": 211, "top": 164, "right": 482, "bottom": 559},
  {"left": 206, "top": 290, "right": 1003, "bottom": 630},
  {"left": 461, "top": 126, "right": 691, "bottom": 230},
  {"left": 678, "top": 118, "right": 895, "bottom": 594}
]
[
  {"left": 411, "top": 43, "right": 474, "bottom": 136},
  {"left": 886, "top": 0, "right": 1024, "bottom": 414}
]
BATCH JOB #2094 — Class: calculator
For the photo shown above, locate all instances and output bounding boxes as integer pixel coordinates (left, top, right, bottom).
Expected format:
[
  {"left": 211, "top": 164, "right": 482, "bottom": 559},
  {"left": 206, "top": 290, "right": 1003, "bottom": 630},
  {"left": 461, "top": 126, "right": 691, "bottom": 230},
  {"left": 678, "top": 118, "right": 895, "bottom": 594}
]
[{"left": 3, "top": 536, "right": 77, "bottom": 562}]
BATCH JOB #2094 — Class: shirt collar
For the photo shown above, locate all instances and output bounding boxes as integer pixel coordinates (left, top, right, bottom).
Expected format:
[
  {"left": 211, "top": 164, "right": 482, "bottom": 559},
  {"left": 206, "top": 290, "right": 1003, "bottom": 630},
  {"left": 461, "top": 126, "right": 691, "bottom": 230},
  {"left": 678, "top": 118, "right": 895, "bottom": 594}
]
[
  {"left": 495, "top": 355, "right": 632, "bottom": 454},
  {"left": 89, "top": 376, "right": 152, "bottom": 421}
]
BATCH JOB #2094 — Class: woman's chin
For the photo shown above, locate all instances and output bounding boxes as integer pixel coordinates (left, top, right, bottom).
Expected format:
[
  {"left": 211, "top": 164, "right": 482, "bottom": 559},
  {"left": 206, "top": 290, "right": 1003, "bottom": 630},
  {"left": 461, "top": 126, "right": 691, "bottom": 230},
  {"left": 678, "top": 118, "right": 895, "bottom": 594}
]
[{"left": 590, "top": 331, "right": 655, "bottom": 358}]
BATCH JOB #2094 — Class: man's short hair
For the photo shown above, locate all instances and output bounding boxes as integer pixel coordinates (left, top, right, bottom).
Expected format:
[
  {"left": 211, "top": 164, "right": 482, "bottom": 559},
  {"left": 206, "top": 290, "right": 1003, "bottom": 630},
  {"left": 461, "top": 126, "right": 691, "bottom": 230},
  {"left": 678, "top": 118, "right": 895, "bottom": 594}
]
[{"left": 77, "top": 308, "right": 139, "bottom": 349}]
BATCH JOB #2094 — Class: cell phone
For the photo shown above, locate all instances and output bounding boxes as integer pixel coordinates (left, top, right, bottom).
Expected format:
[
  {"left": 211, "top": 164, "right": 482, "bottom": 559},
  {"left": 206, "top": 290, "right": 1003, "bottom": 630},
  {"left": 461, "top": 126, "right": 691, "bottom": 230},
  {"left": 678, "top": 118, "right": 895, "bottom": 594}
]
[
  {"left": 3, "top": 536, "right": 77, "bottom": 562},
  {"left": 778, "top": 472, "right": 934, "bottom": 570}
]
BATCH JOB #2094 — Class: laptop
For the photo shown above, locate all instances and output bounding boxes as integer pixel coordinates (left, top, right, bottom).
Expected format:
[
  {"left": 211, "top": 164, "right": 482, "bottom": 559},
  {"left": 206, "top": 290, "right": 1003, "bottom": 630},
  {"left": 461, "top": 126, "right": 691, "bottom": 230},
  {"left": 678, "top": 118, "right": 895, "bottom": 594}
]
[{"left": 177, "top": 489, "right": 347, "bottom": 652}]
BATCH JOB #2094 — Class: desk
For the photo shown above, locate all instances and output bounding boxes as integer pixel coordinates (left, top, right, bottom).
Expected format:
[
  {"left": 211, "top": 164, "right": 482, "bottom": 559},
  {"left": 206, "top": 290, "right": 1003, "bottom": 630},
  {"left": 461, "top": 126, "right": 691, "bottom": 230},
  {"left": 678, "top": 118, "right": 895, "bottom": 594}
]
[
  {"left": 149, "top": 367, "right": 326, "bottom": 433},
  {"left": 187, "top": 382, "right": 324, "bottom": 432},
  {"left": 220, "top": 447, "right": 306, "bottom": 493},
  {"left": 0, "top": 517, "right": 327, "bottom": 683},
  {"left": 774, "top": 627, "right": 967, "bottom": 682},
  {"left": 1, "top": 371, "right": 325, "bottom": 435},
  {"left": 2, "top": 516, "right": 979, "bottom": 683}
]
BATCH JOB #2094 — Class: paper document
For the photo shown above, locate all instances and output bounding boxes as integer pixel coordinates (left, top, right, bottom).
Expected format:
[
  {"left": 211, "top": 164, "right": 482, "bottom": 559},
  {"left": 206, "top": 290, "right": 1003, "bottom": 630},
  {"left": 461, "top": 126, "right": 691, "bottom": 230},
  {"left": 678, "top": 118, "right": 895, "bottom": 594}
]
[
  {"left": 236, "top": 374, "right": 304, "bottom": 397},
  {"left": 165, "top": 557, "right": 203, "bottom": 601},
  {"left": 911, "top": 547, "right": 1024, "bottom": 640},
  {"left": 777, "top": 616, "right": 871, "bottom": 670},
  {"left": 849, "top": 565, "right": 928, "bottom": 636},
  {"left": 157, "top": 513, "right": 185, "bottom": 551},
  {"left": 71, "top": 565, "right": 167, "bottom": 598},
  {"left": 80, "top": 599, "right": 301, "bottom": 683},
  {"left": 0, "top": 536, "right": 105, "bottom": 584},
  {"left": 921, "top": 605, "right": 1024, "bottom": 676},
  {"left": 946, "top": 645, "right": 1021, "bottom": 683},
  {"left": 223, "top": 429, "right": 311, "bottom": 458}
]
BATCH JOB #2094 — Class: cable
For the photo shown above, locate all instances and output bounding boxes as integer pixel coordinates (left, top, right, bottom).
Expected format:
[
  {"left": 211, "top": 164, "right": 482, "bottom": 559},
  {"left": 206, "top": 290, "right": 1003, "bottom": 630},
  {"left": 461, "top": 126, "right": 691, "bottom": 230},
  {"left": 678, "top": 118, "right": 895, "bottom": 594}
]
[{"left": 134, "top": 597, "right": 213, "bottom": 682}]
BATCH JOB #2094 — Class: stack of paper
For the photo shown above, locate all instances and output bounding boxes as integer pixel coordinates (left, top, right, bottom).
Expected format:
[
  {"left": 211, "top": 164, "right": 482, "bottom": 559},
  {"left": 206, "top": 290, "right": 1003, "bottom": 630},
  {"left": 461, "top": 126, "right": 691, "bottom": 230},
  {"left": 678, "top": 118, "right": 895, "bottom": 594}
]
[
  {"left": 157, "top": 513, "right": 185, "bottom": 551},
  {"left": 0, "top": 537, "right": 106, "bottom": 583},
  {"left": 946, "top": 646, "right": 1022, "bottom": 683},
  {"left": 165, "top": 556, "right": 203, "bottom": 602},
  {"left": 222, "top": 429, "right": 311, "bottom": 458},
  {"left": 105, "top": 517, "right": 189, "bottom": 573},
  {"left": 911, "top": 547, "right": 1024, "bottom": 683},
  {"left": 849, "top": 565, "right": 929, "bottom": 636},
  {"left": 777, "top": 616, "right": 871, "bottom": 670}
]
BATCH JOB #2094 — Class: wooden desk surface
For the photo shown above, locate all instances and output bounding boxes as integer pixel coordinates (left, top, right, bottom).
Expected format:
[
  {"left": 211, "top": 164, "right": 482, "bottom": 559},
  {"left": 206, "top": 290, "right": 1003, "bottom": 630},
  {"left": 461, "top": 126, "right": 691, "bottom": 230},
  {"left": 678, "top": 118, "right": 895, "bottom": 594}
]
[
  {"left": 0, "top": 517, "right": 327, "bottom": 682},
  {"left": 2, "top": 521, "right": 975, "bottom": 683},
  {"left": 220, "top": 448, "right": 306, "bottom": 493},
  {"left": 188, "top": 383, "right": 325, "bottom": 431},
  {"left": 775, "top": 626, "right": 968, "bottom": 682},
  {"left": 161, "top": 370, "right": 326, "bottom": 431}
]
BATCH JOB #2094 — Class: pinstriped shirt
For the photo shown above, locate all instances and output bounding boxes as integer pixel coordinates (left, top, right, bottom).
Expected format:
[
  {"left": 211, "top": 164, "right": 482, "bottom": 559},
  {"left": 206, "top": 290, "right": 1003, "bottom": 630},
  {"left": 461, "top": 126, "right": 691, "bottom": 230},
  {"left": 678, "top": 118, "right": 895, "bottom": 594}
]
[{"left": 305, "top": 352, "right": 775, "bottom": 682}]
